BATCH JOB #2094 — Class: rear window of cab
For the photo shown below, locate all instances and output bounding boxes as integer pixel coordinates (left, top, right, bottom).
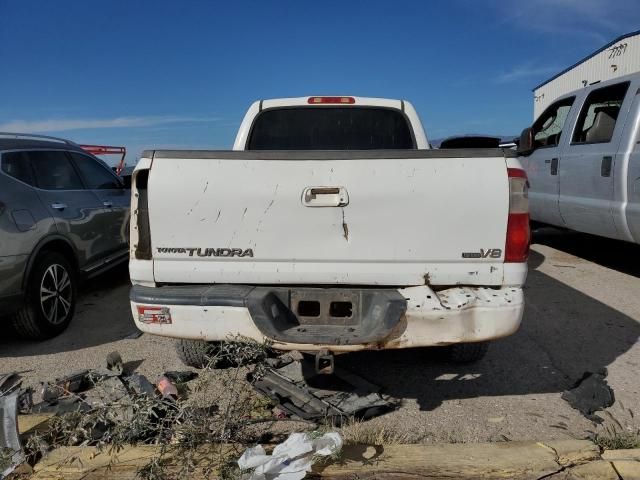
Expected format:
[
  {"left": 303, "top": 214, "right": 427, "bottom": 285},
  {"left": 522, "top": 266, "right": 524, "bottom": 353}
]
[{"left": 247, "top": 107, "right": 416, "bottom": 150}]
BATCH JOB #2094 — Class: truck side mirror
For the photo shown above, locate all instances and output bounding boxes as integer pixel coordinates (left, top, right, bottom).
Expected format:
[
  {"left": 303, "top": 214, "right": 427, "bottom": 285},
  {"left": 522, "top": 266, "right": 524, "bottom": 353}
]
[{"left": 517, "top": 127, "right": 534, "bottom": 156}]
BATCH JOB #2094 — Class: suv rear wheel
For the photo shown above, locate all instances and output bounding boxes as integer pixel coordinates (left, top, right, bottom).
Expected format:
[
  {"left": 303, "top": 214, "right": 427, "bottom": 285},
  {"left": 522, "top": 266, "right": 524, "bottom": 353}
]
[{"left": 11, "top": 251, "right": 77, "bottom": 339}]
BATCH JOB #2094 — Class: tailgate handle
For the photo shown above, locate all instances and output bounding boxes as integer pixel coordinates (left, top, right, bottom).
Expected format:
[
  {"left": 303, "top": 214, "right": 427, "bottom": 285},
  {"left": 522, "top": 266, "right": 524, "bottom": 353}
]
[{"left": 302, "top": 186, "right": 349, "bottom": 207}]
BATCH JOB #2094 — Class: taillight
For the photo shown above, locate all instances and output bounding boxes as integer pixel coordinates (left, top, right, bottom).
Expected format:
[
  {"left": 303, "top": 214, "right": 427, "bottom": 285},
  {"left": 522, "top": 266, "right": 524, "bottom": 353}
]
[
  {"left": 307, "top": 96, "right": 355, "bottom": 104},
  {"left": 133, "top": 169, "right": 152, "bottom": 260},
  {"left": 505, "top": 168, "right": 530, "bottom": 263}
]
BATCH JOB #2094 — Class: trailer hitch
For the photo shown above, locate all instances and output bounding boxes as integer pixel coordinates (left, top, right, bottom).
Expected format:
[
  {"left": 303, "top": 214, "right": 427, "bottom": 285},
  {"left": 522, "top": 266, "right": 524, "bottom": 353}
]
[{"left": 315, "top": 349, "right": 334, "bottom": 375}]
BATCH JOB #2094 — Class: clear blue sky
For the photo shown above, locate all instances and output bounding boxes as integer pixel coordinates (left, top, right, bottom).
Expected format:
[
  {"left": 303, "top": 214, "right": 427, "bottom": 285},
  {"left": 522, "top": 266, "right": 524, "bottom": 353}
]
[{"left": 1, "top": 0, "right": 639, "bottom": 164}]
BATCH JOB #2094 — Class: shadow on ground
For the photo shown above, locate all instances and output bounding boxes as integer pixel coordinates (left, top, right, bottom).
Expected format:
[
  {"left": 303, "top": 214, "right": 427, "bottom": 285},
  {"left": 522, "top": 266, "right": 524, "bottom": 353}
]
[
  {"left": 338, "top": 235, "right": 640, "bottom": 412},
  {"left": 0, "top": 262, "right": 135, "bottom": 357},
  {"left": 533, "top": 226, "right": 640, "bottom": 277},
  {"left": 3, "top": 230, "right": 639, "bottom": 415}
]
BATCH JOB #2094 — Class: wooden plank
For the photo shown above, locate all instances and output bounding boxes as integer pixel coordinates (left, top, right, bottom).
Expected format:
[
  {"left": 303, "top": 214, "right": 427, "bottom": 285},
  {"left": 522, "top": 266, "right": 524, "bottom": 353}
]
[
  {"left": 567, "top": 460, "right": 619, "bottom": 479},
  {"left": 30, "top": 440, "right": 602, "bottom": 480},
  {"left": 312, "top": 440, "right": 599, "bottom": 479},
  {"left": 601, "top": 448, "right": 640, "bottom": 461},
  {"left": 540, "top": 439, "right": 602, "bottom": 466},
  {"left": 17, "top": 413, "right": 56, "bottom": 436},
  {"left": 31, "top": 444, "right": 238, "bottom": 480},
  {"left": 608, "top": 460, "right": 640, "bottom": 480}
]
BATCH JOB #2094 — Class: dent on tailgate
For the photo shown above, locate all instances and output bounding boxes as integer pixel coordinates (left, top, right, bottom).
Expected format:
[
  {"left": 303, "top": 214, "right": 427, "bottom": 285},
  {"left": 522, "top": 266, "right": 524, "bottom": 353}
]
[{"left": 146, "top": 150, "right": 511, "bottom": 287}]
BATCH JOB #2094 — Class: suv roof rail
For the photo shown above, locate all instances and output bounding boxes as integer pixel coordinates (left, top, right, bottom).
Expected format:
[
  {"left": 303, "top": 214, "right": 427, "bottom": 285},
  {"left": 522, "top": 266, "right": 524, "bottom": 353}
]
[{"left": 0, "top": 132, "right": 78, "bottom": 146}]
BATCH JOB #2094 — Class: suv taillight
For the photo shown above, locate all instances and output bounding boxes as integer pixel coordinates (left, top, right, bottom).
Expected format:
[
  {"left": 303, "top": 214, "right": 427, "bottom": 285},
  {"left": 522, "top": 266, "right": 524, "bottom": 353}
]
[{"left": 505, "top": 168, "right": 530, "bottom": 263}]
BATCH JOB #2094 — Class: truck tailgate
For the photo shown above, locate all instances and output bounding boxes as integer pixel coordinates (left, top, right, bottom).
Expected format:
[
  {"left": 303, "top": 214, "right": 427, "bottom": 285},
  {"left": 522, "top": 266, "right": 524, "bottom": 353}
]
[{"left": 145, "top": 150, "right": 510, "bottom": 286}]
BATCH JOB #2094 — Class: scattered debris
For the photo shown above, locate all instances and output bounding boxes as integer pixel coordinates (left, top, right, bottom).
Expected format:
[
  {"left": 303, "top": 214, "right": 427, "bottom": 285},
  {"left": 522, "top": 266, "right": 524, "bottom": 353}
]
[
  {"left": 0, "top": 373, "right": 32, "bottom": 415},
  {"left": 562, "top": 369, "right": 615, "bottom": 422},
  {"left": 33, "top": 353, "right": 176, "bottom": 421},
  {"left": 127, "top": 372, "right": 157, "bottom": 398},
  {"left": 10, "top": 342, "right": 394, "bottom": 478},
  {"left": 1, "top": 372, "right": 35, "bottom": 477},
  {"left": 106, "top": 350, "right": 124, "bottom": 375},
  {"left": 250, "top": 354, "right": 397, "bottom": 423},
  {"left": 41, "top": 369, "right": 94, "bottom": 404},
  {"left": 163, "top": 370, "right": 198, "bottom": 384},
  {"left": 0, "top": 392, "right": 24, "bottom": 478},
  {"left": 238, "top": 431, "right": 342, "bottom": 480},
  {"left": 157, "top": 375, "right": 178, "bottom": 399}
]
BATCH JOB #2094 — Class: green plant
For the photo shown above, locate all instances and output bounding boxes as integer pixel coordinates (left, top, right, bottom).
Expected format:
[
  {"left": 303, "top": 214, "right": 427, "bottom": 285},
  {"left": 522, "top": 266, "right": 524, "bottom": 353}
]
[
  {"left": 591, "top": 408, "right": 640, "bottom": 450},
  {"left": 338, "top": 418, "right": 410, "bottom": 446}
]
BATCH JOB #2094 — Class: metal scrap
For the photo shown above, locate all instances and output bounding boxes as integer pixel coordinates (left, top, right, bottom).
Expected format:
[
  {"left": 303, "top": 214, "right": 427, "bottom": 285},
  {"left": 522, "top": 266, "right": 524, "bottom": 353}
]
[
  {"left": 1, "top": 372, "right": 35, "bottom": 477},
  {"left": 0, "top": 392, "right": 25, "bottom": 478}
]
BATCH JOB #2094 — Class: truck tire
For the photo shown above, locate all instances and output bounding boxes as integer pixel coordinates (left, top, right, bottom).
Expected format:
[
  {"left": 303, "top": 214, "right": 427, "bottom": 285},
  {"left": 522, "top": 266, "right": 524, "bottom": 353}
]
[
  {"left": 175, "top": 339, "right": 218, "bottom": 368},
  {"left": 446, "top": 341, "right": 489, "bottom": 363},
  {"left": 11, "top": 251, "right": 77, "bottom": 340}
]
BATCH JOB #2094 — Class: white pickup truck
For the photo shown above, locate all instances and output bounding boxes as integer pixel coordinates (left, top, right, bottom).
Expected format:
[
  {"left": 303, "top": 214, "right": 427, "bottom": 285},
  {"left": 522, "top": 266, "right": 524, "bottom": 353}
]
[{"left": 129, "top": 96, "right": 529, "bottom": 368}]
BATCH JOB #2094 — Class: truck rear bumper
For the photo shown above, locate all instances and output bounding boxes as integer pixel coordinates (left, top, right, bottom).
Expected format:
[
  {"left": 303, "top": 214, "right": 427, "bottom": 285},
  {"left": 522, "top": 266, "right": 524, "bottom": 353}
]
[{"left": 130, "top": 284, "right": 524, "bottom": 352}]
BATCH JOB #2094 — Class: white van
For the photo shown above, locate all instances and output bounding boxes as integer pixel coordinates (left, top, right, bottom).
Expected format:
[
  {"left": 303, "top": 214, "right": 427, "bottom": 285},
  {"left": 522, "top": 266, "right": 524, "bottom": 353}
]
[{"left": 518, "top": 72, "right": 640, "bottom": 243}]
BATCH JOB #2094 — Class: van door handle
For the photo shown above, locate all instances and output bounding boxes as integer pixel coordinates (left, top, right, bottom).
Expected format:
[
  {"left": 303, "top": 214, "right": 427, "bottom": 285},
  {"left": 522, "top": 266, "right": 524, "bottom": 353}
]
[
  {"left": 103, "top": 201, "right": 113, "bottom": 208},
  {"left": 601, "top": 156, "right": 612, "bottom": 177},
  {"left": 50, "top": 202, "right": 67, "bottom": 210},
  {"left": 550, "top": 158, "right": 558, "bottom": 175},
  {"left": 302, "top": 186, "right": 349, "bottom": 207}
]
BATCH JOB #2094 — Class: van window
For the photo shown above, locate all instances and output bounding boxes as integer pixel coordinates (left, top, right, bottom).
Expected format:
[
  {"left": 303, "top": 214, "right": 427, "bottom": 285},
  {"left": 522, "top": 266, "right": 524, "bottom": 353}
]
[
  {"left": 572, "top": 82, "right": 629, "bottom": 144},
  {"left": 29, "top": 151, "right": 84, "bottom": 190},
  {"left": 532, "top": 97, "right": 575, "bottom": 148},
  {"left": 1, "top": 151, "right": 35, "bottom": 185},
  {"left": 247, "top": 107, "right": 415, "bottom": 150}
]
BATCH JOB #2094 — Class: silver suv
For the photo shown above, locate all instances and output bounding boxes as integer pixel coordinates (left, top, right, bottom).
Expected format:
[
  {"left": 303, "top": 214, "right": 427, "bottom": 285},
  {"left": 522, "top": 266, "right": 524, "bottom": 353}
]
[{"left": 0, "top": 133, "right": 130, "bottom": 339}]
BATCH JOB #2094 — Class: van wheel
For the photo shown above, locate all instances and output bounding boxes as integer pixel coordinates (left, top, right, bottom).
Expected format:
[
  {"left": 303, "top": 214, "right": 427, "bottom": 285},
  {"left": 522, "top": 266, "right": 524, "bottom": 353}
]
[
  {"left": 446, "top": 342, "right": 489, "bottom": 363},
  {"left": 11, "top": 251, "right": 77, "bottom": 339},
  {"left": 175, "top": 339, "right": 219, "bottom": 368}
]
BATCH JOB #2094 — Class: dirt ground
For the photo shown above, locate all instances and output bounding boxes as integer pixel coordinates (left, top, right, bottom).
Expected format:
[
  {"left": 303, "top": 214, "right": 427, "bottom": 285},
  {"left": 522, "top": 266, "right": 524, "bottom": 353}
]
[{"left": 1, "top": 228, "right": 639, "bottom": 443}]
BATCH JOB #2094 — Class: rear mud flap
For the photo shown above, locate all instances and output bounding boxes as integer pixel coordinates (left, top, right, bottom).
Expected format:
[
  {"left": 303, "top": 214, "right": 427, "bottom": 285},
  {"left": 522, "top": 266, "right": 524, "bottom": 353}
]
[{"left": 247, "top": 287, "right": 406, "bottom": 345}]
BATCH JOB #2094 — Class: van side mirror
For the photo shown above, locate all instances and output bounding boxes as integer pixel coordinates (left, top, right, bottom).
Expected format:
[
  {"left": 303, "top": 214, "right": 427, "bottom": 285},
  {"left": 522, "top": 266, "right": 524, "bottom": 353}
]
[{"left": 517, "top": 127, "right": 534, "bottom": 156}]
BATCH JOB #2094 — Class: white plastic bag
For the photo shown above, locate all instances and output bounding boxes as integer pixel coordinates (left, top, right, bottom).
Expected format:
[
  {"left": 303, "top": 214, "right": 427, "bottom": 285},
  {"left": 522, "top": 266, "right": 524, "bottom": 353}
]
[{"left": 237, "top": 431, "right": 343, "bottom": 480}]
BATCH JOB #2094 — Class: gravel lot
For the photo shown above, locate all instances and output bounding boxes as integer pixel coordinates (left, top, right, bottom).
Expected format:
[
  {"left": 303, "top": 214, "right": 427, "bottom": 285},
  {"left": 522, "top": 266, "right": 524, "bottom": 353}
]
[{"left": 1, "top": 228, "right": 639, "bottom": 443}]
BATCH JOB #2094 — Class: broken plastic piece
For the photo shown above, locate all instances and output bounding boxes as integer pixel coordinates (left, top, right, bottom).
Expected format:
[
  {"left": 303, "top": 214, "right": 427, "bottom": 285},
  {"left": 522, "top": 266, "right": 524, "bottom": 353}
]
[
  {"left": 0, "top": 392, "right": 26, "bottom": 478},
  {"left": 106, "top": 351, "right": 124, "bottom": 376},
  {"left": 250, "top": 357, "right": 396, "bottom": 423},
  {"left": 237, "top": 431, "right": 342, "bottom": 480},
  {"left": 41, "top": 369, "right": 93, "bottom": 403},
  {"left": 163, "top": 370, "right": 198, "bottom": 384},
  {"left": 157, "top": 376, "right": 178, "bottom": 399}
]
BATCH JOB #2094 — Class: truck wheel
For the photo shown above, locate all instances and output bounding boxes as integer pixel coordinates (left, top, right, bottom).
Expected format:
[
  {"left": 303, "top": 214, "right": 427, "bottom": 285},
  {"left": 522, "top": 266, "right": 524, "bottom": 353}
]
[
  {"left": 175, "top": 339, "right": 218, "bottom": 368},
  {"left": 11, "top": 251, "right": 77, "bottom": 340},
  {"left": 446, "top": 342, "right": 489, "bottom": 363}
]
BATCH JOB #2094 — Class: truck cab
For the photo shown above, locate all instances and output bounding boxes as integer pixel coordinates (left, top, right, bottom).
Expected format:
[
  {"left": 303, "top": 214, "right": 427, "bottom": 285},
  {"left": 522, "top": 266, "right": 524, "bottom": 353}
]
[{"left": 519, "top": 72, "right": 640, "bottom": 243}]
